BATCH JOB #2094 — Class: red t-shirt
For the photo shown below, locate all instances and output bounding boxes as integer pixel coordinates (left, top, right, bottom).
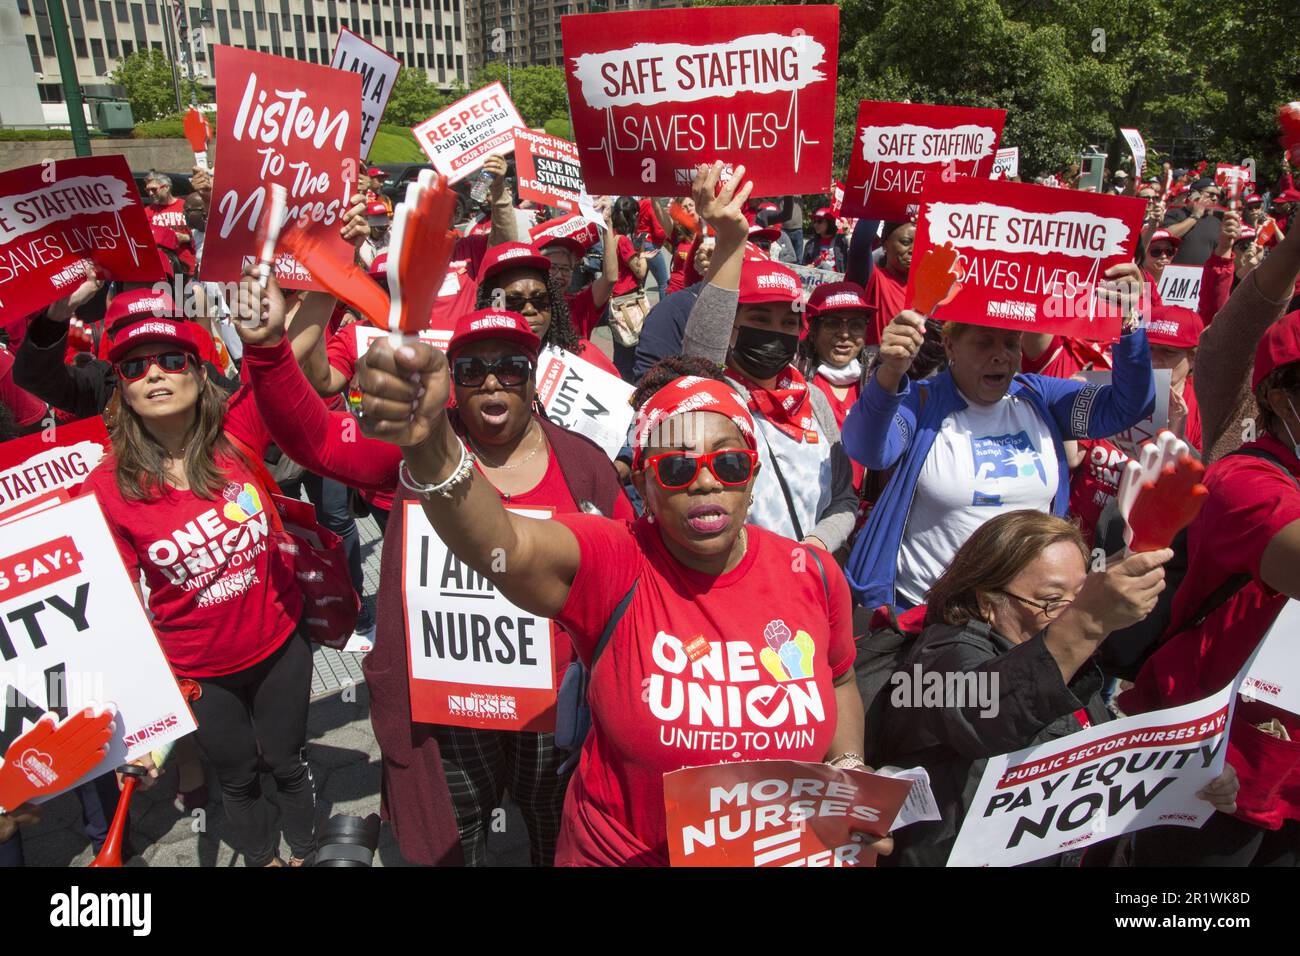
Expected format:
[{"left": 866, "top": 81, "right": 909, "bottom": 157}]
[
  {"left": 551, "top": 514, "right": 855, "bottom": 866},
  {"left": 636, "top": 199, "right": 667, "bottom": 248},
  {"left": 612, "top": 235, "right": 641, "bottom": 297},
  {"left": 1020, "top": 336, "right": 1112, "bottom": 379},
  {"left": 428, "top": 233, "right": 491, "bottom": 333},
  {"left": 147, "top": 200, "right": 196, "bottom": 272},
  {"left": 1068, "top": 438, "right": 1128, "bottom": 547},
  {"left": 864, "top": 267, "right": 907, "bottom": 346},
  {"left": 1122, "top": 434, "right": 1300, "bottom": 827},
  {"left": 0, "top": 346, "right": 47, "bottom": 427},
  {"left": 566, "top": 286, "right": 604, "bottom": 339},
  {"left": 667, "top": 239, "right": 693, "bottom": 295},
  {"left": 81, "top": 387, "right": 302, "bottom": 678},
  {"left": 811, "top": 374, "right": 863, "bottom": 488}
]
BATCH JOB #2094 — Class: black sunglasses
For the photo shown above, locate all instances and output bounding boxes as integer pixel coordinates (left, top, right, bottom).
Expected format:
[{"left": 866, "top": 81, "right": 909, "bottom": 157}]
[
  {"left": 502, "top": 292, "right": 550, "bottom": 313},
  {"left": 115, "top": 351, "right": 191, "bottom": 382},
  {"left": 451, "top": 354, "right": 533, "bottom": 388}
]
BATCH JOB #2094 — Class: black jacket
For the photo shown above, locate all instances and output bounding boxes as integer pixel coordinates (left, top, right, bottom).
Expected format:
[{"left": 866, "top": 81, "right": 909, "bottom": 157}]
[
  {"left": 14, "top": 314, "right": 238, "bottom": 419},
  {"left": 878, "top": 620, "right": 1110, "bottom": 867}
]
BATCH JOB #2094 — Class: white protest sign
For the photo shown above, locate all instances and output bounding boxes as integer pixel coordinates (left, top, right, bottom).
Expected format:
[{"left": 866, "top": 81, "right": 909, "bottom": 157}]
[
  {"left": 1119, "top": 128, "right": 1146, "bottom": 177},
  {"left": 402, "top": 502, "right": 558, "bottom": 730},
  {"left": 354, "top": 323, "right": 451, "bottom": 357},
  {"left": 331, "top": 27, "right": 400, "bottom": 160},
  {"left": 948, "top": 681, "right": 1233, "bottom": 867},
  {"left": 534, "top": 345, "right": 636, "bottom": 459},
  {"left": 1080, "top": 369, "right": 1171, "bottom": 457},
  {"left": 991, "top": 147, "right": 1019, "bottom": 179},
  {"left": 1156, "top": 264, "right": 1203, "bottom": 310},
  {"left": 0, "top": 495, "right": 197, "bottom": 800},
  {"left": 790, "top": 263, "right": 844, "bottom": 297},
  {"left": 1240, "top": 601, "right": 1300, "bottom": 716},
  {"left": 412, "top": 82, "right": 524, "bottom": 185}
]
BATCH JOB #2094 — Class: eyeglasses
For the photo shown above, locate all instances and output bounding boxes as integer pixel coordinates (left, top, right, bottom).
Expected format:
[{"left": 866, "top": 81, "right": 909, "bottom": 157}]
[
  {"left": 115, "top": 351, "right": 192, "bottom": 382},
  {"left": 1148, "top": 246, "right": 1175, "bottom": 259},
  {"left": 998, "top": 589, "right": 1074, "bottom": 620},
  {"left": 451, "top": 354, "right": 533, "bottom": 388},
  {"left": 644, "top": 449, "right": 759, "bottom": 490},
  {"left": 820, "top": 316, "right": 869, "bottom": 336},
  {"left": 502, "top": 292, "right": 550, "bottom": 313}
]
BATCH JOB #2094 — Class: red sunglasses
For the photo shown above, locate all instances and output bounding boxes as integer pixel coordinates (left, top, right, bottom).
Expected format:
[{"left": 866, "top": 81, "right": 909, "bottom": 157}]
[
  {"left": 115, "top": 350, "right": 193, "bottom": 382},
  {"left": 644, "top": 449, "right": 759, "bottom": 490}
]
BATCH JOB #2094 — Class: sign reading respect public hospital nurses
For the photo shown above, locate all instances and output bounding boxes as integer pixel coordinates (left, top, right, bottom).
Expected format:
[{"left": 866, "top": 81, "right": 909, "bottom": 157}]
[
  {"left": 402, "top": 504, "right": 558, "bottom": 731},
  {"left": 0, "top": 417, "right": 110, "bottom": 514},
  {"left": 947, "top": 682, "right": 1233, "bottom": 867},
  {"left": 0, "top": 156, "right": 161, "bottom": 318},
  {"left": 561, "top": 5, "right": 839, "bottom": 197},
  {"left": 412, "top": 83, "right": 524, "bottom": 185},
  {"left": 911, "top": 176, "right": 1146, "bottom": 340},
  {"left": 664, "top": 760, "right": 913, "bottom": 867},
  {"left": 512, "top": 128, "right": 588, "bottom": 213},
  {"left": 331, "top": 27, "right": 400, "bottom": 160},
  {"left": 843, "top": 101, "right": 1005, "bottom": 220},
  {"left": 0, "top": 495, "right": 197, "bottom": 796},
  {"left": 202, "top": 46, "right": 360, "bottom": 291},
  {"left": 535, "top": 346, "right": 635, "bottom": 459}
]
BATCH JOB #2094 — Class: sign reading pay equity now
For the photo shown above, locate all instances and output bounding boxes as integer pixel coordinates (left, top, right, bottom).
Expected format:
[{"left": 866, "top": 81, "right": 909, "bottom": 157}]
[{"left": 562, "top": 5, "right": 839, "bottom": 197}]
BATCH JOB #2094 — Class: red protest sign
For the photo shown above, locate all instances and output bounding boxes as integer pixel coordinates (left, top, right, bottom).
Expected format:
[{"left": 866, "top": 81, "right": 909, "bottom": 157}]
[
  {"left": 512, "top": 128, "right": 587, "bottom": 212},
  {"left": 0, "top": 416, "right": 110, "bottom": 515},
  {"left": 530, "top": 213, "right": 601, "bottom": 253},
  {"left": 202, "top": 46, "right": 361, "bottom": 291},
  {"left": 664, "top": 760, "right": 913, "bottom": 867},
  {"left": 561, "top": 5, "right": 839, "bottom": 197},
  {"left": 909, "top": 175, "right": 1146, "bottom": 340},
  {"left": 843, "top": 101, "right": 1006, "bottom": 220},
  {"left": 411, "top": 83, "right": 524, "bottom": 185},
  {"left": 1214, "top": 164, "right": 1251, "bottom": 206},
  {"left": 0, "top": 156, "right": 161, "bottom": 317}
]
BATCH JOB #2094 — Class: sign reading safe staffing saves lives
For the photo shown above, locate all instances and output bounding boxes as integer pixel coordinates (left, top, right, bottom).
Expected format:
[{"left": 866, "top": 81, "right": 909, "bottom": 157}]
[
  {"left": 910, "top": 175, "right": 1146, "bottom": 340},
  {"left": 561, "top": 5, "right": 839, "bottom": 197},
  {"left": 402, "top": 503, "right": 558, "bottom": 731}
]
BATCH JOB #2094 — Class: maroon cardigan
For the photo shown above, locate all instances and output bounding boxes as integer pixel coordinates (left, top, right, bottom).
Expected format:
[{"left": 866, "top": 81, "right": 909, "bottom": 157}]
[{"left": 240, "top": 339, "right": 630, "bottom": 865}]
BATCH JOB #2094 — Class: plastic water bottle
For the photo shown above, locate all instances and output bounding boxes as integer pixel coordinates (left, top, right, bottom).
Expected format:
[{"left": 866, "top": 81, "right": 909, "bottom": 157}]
[{"left": 469, "top": 168, "right": 495, "bottom": 204}]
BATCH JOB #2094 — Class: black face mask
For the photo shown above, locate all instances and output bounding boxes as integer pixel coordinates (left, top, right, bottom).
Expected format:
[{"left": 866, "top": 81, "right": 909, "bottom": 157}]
[{"left": 730, "top": 325, "right": 798, "bottom": 380}]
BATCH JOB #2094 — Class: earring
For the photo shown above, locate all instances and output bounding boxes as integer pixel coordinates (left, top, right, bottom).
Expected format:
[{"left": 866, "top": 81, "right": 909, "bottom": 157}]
[{"left": 646, "top": 512, "right": 656, "bottom": 524}]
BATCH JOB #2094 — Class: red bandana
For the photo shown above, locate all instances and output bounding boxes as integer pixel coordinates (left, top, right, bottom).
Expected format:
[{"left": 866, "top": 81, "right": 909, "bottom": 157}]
[{"left": 730, "top": 366, "right": 818, "bottom": 444}]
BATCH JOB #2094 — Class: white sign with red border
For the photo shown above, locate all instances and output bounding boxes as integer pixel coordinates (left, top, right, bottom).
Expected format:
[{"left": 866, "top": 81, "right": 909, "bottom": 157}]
[{"left": 412, "top": 83, "right": 524, "bottom": 185}]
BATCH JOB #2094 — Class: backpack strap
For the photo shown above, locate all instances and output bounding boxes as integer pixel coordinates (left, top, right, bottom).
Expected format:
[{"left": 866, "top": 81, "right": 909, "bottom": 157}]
[
  {"left": 804, "top": 544, "right": 830, "bottom": 605},
  {"left": 590, "top": 579, "right": 638, "bottom": 671}
]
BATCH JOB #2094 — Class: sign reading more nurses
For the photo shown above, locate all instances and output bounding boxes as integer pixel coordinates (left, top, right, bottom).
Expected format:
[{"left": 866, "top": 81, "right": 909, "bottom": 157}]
[
  {"left": 561, "top": 5, "right": 839, "bottom": 196},
  {"left": 402, "top": 504, "right": 558, "bottom": 731}
]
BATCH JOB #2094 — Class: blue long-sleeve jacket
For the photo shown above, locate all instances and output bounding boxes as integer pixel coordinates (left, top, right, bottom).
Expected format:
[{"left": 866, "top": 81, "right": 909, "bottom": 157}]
[{"left": 842, "top": 329, "right": 1156, "bottom": 611}]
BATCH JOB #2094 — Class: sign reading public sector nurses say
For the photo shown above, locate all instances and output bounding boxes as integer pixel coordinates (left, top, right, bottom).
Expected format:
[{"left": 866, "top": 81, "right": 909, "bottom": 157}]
[
  {"left": 202, "top": 46, "right": 361, "bottom": 290},
  {"left": 843, "top": 101, "right": 1005, "bottom": 220},
  {"left": 911, "top": 176, "right": 1146, "bottom": 340},
  {"left": 0, "top": 156, "right": 161, "bottom": 318},
  {"left": 561, "top": 5, "right": 840, "bottom": 197},
  {"left": 412, "top": 83, "right": 524, "bottom": 185}
]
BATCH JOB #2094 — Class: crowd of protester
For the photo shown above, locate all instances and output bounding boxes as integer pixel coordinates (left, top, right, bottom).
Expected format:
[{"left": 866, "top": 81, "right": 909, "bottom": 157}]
[{"left": 2, "top": 123, "right": 1298, "bottom": 870}]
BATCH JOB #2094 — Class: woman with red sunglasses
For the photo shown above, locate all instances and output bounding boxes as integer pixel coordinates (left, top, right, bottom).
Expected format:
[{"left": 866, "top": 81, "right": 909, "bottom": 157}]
[
  {"left": 230, "top": 275, "right": 635, "bottom": 866},
  {"left": 344, "top": 329, "right": 878, "bottom": 866},
  {"left": 80, "top": 301, "right": 319, "bottom": 868}
]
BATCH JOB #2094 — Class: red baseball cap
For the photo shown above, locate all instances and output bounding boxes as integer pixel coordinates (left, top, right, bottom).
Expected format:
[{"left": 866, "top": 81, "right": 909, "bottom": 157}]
[
  {"left": 530, "top": 214, "right": 601, "bottom": 255},
  {"left": 447, "top": 308, "right": 541, "bottom": 361},
  {"left": 748, "top": 222, "right": 781, "bottom": 243},
  {"left": 1253, "top": 310, "right": 1300, "bottom": 391},
  {"left": 1147, "top": 229, "right": 1181, "bottom": 249},
  {"left": 738, "top": 258, "right": 801, "bottom": 306},
  {"left": 478, "top": 241, "right": 553, "bottom": 284},
  {"left": 1237, "top": 226, "right": 1258, "bottom": 244},
  {"left": 1146, "top": 306, "right": 1203, "bottom": 350},
  {"left": 811, "top": 207, "right": 836, "bottom": 221},
  {"left": 1275, "top": 189, "right": 1300, "bottom": 205},
  {"left": 108, "top": 317, "right": 204, "bottom": 365},
  {"left": 368, "top": 252, "right": 388, "bottom": 278},
  {"left": 104, "top": 288, "right": 178, "bottom": 334},
  {"left": 366, "top": 201, "right": 388, "bottom": 218},
  {"left": 1244, "top": 193, "right": 1264, "bottom": 205},
  {"left": 806, "top": 281, "right": 873, "bottom": 320},
  {"left": 366, "top": 166, "right": 386, "bottom": 179}
]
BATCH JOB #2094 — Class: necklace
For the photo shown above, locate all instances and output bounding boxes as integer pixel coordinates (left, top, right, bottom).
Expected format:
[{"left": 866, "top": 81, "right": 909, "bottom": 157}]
[{"left": 468, "top": 424, "right": 544, "bottom": 471}]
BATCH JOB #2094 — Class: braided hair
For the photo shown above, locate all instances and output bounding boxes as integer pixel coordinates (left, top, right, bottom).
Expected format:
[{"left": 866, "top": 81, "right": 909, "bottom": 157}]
[
  {"left": 631, "top": 355, "right": 729, "bottom": 410},
  {"left": 475, "top": 268, "right": 581, "bottom": 354}
]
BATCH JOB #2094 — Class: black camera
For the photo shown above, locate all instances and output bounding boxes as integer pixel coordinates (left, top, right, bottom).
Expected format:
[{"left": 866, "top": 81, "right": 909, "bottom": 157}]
[{"left": 306, "top": 813, "right": 381, "bottom": 867}]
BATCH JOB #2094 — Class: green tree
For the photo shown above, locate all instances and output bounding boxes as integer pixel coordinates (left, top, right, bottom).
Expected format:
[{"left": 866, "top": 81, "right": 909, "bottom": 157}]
[
  {"left": 111, "top": 49, "right": 203, "bottom": 123},
  {"left": 383, "top": 67, "right": 450, "bottom": 126},
  {"left": 472, "top": 63, "right": 569, "bottom": 128}
]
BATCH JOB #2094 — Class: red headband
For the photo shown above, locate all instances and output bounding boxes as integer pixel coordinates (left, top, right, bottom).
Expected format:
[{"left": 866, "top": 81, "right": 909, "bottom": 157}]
[{"left": 632, "top": 376, "right": 756, "bottom": 468}]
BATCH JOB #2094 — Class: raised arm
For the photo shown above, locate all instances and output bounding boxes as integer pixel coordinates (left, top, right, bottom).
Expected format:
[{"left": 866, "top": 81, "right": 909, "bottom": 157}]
[
  {"left": 355, "top": 337, "right": 581, "bottom": 620},
  {"left": 483, "top": 154, "right": 519, "bottom": 247},
  {"left": 681, "top": 162, "right": 752, "bottom": 365},
  {"left": 13, "top": 269, "right": 114, "bottom": 418}
]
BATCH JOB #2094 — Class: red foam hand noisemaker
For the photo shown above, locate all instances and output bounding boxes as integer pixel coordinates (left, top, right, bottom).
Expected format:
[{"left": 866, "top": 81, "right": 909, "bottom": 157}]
[
  {"left": 1116, "top": 431, "right": 1208, "bottom": 554},
  {"left": 906, "top": 242, "right": 964, "bottom": 317},
  {"left": 279, "top": 203, "right": 392, "bottom": 331},
  {"left": 184, "top": 108, "right": 211, "bottom": 170},
  {"left": 668, "top": 199, "right": 701, "bottom": 238},
  {"left": 1279, "top": 102, "right": 1300, "bottom": 163},
  {"left": 0, "top": 707, "right": 115, "bottom": 813},
  {"left": 386, "top": 169, "right": 457, "bottom": 337}
]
